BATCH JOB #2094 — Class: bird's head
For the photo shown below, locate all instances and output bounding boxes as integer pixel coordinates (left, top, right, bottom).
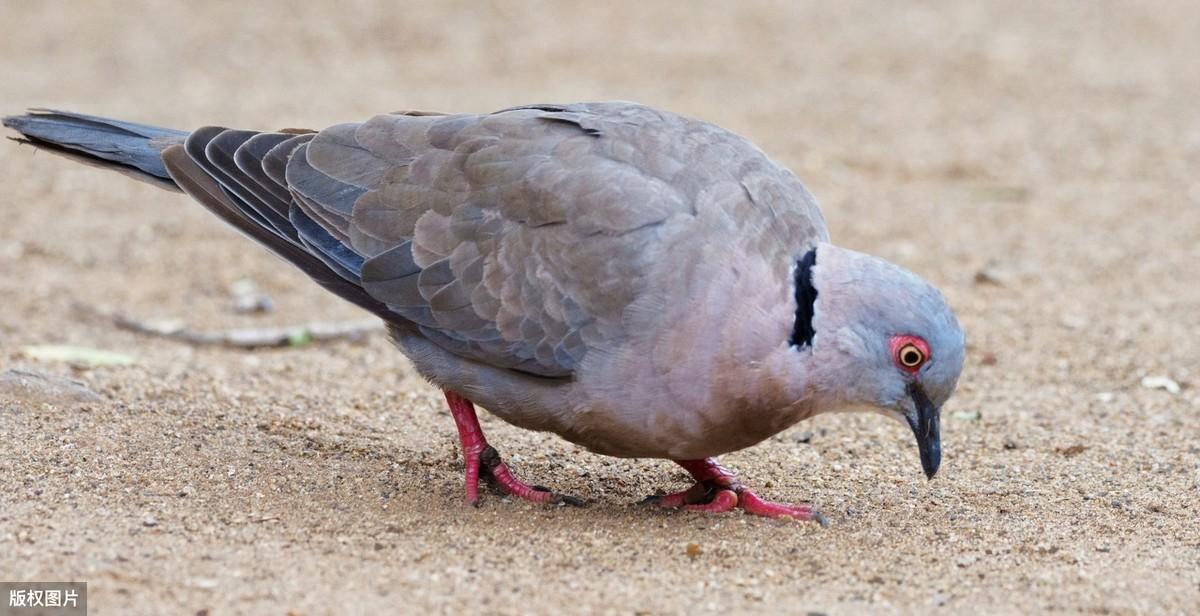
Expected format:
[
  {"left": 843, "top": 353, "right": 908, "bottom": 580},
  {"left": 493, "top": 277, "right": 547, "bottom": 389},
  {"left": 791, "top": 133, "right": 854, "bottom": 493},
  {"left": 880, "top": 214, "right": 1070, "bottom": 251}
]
[{"left": 797, "top": 243, "right": 965, "bottom": 479}]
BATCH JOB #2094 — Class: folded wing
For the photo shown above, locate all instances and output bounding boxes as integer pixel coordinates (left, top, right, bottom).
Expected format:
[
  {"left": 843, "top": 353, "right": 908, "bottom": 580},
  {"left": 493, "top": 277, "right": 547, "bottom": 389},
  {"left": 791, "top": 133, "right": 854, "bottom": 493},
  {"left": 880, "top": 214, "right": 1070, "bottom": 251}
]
[{"left": 167, "top": 103, "right": 705, "bottom": 377}]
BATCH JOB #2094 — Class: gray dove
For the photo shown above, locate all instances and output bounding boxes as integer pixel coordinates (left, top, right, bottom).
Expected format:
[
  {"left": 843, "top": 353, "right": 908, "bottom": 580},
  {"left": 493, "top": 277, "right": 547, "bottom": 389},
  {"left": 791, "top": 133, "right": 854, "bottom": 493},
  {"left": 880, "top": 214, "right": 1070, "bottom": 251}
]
[{"left": 4, "top": 103, "right": 965, "bottom": 524}]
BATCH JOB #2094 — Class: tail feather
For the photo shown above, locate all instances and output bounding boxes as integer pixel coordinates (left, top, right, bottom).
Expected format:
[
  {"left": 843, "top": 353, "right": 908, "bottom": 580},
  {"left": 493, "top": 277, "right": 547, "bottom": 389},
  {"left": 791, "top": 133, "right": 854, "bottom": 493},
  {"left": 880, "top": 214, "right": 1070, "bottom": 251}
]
[
  {"left": 2, "top": 109, "right": 187, "bottom": 189},
  {"left": 4, "top": 108, "right": 394, "bottom": 320}
]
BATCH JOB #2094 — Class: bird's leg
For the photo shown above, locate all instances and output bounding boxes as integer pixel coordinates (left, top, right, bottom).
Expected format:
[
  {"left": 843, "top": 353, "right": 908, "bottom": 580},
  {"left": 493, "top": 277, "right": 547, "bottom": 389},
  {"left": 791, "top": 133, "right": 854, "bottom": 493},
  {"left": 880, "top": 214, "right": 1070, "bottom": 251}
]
[
  {"left": 646, "top": 457, "right": 827, "bottom": 525},
  {"left": 443, "top": 390, "right": 581, "bottom": 507}
]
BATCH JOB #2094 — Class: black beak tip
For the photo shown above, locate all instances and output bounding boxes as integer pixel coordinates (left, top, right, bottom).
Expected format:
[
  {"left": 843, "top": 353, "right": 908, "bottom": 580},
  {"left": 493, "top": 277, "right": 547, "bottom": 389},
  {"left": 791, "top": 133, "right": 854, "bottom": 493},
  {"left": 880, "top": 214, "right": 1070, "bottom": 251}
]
[
  {"left": 920, "top": 432, "right": 941, "bottom": 479},
  {"left": 922, "top": 451, "right": 940, "bottom": 480}
]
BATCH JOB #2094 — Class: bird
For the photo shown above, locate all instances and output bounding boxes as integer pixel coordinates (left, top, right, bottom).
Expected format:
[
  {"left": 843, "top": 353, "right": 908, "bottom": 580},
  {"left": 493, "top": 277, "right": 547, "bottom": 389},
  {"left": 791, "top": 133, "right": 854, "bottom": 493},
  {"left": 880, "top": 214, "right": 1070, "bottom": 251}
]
[{"left": 3, "top": 103, "right": 965, "bottom": 524}]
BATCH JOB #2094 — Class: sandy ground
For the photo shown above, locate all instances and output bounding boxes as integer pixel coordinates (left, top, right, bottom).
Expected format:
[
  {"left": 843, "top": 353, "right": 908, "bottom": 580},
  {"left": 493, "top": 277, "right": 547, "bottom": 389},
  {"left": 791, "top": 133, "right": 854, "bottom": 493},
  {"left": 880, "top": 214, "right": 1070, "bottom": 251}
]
[{"left": 1, "top": 1, "right": 1198, "bottom": 614}]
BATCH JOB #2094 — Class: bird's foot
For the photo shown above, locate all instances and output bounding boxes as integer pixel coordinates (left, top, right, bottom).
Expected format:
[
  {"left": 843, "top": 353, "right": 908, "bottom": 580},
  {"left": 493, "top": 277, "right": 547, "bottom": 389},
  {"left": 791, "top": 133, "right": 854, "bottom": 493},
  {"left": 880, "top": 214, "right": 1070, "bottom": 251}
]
[
  {"left": 643, "top": 458, "right": 827, "bottom": 526},
  {"left": 446, "top": 389, "right": 583, "bottom": 508},
  {"left": 467, "top": 445, "right": 585, "bottom": 507}
]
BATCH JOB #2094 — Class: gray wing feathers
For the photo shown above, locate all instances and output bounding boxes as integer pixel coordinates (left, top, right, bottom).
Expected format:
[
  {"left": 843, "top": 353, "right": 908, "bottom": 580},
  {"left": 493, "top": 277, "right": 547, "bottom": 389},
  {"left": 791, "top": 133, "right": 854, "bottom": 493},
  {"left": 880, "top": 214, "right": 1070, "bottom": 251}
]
[
  {"left": 169, "top": 102, "right": 827, "bottom": 379},
  {"left": 350, "top": 111, "right": 636, "bottom": 376}
]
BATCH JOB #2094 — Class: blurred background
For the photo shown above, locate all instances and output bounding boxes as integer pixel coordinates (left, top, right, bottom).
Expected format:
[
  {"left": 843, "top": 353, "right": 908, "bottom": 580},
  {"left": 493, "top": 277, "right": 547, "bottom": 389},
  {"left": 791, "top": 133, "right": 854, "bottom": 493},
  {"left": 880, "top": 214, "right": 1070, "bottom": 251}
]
[{"left": 1, "top": 1, "right": 1197, "bottom": 614}]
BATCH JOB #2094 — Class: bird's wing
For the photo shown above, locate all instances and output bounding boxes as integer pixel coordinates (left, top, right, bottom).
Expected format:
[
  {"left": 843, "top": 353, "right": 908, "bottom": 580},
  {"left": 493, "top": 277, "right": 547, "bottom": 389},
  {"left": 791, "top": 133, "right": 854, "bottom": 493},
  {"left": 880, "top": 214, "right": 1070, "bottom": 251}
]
[{"left": 168, "top": 102, "right": 828, "bottom": 377}]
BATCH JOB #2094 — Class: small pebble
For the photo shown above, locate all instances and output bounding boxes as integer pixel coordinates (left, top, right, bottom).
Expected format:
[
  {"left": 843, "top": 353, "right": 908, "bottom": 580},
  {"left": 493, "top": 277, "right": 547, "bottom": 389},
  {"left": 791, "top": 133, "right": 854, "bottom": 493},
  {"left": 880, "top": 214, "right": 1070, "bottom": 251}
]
[
  {"left": 230, "top": 278, "right": 274, "bottom": 314},
  {"left": 1059, "top": 313, "right": 1088, "bottom": 330},
  {"left": 1140, "top": 376, "right": 1180, "bottom": 395},
  {"left": 973, "top": 263, "right": 1011, "bottom": 286},
  {"left": 1056, "top": 444, "right": 1088, "bottom": 457}
]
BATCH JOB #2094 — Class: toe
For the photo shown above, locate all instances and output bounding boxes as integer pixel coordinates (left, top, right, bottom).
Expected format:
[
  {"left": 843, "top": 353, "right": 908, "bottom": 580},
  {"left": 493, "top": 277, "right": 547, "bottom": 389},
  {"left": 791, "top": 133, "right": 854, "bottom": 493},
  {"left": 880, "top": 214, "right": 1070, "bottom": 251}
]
[
  {"left": 681, "top": 489, "right": 738, "bottom": 513},
  {"left": 736, "top": 489, "right": 824, "bottom": 524},
  {"left": 643, "top": 482, "right": 713, "bottom": 509}
]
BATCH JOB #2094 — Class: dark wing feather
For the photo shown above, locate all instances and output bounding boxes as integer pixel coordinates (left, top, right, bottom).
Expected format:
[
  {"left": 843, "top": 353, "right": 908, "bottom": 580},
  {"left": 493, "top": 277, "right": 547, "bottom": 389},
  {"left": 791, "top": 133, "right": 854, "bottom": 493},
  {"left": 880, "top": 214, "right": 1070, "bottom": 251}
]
[
  {"left": 234, "top": 132, "right": 295, "bottom": 207},
  {"left": 262, "top": 133, "right": 314, "bottom": 190},
  {"left": 205, "top": 129, "right": 299, "bottom": 244},
  {"left": 160, "top": 145, "right": 388, "bottom": 318}
]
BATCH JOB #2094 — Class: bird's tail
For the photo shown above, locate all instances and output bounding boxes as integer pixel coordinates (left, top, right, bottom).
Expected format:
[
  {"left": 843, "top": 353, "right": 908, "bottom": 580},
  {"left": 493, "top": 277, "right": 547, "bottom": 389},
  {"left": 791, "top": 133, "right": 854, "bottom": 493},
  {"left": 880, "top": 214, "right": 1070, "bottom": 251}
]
[{"left": 2, "top": 109, "right": 188, "bottom": 191}]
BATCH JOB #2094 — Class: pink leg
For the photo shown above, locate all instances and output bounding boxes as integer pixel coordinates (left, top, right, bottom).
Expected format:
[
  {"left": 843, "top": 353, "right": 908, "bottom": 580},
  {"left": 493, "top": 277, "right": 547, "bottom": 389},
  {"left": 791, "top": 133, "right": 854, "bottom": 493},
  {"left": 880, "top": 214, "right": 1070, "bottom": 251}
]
[
  {"left": 646, "top": 458, "right": 827, "bottom": 526},
  {"left": 444, "top": 390, "right": 581, "bottom": 507}
]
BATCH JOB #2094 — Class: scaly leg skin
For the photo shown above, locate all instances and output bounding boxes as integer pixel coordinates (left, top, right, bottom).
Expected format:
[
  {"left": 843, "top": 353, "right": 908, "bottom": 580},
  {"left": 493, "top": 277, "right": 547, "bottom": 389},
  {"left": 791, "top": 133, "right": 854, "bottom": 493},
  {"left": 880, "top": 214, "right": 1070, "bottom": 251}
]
[
  {"left": 444, "top": 390, "right": 583, "bottom": 507},
  {"left": 645, "top": 458, "right": 828, "bottom": 526}
]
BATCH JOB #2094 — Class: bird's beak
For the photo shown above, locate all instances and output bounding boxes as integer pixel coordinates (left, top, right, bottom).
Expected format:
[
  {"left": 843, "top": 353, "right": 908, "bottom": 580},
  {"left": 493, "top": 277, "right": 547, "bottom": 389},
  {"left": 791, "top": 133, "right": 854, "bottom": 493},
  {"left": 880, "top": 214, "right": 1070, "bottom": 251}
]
[{"left": 905, "top": 383, "right": 941, "bottom": 479}]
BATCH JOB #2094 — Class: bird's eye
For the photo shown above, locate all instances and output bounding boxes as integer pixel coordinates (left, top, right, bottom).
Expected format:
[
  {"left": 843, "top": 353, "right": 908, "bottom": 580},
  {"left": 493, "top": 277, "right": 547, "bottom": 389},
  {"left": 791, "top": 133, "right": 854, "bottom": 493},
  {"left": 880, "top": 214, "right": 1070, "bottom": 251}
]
[
  {"left": 898, "top": 344, "right": 926, "bottom": 368},
  {"left": 890, "top": 335, "right": 931, "bottom": 373}
]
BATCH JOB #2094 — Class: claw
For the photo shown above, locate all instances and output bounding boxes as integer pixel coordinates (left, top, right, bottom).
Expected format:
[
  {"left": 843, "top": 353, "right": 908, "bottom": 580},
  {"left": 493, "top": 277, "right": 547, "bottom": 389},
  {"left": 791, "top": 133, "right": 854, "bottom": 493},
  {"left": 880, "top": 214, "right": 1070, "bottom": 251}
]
[
  {"left": 639, "top": 492, "right": 666, "bottom": 506},
  {"left": 527, "top": 484, "right": 587, "bottom": 507},
  {"left": 557, "top": 494, "right": 588, "bottom": 507}
]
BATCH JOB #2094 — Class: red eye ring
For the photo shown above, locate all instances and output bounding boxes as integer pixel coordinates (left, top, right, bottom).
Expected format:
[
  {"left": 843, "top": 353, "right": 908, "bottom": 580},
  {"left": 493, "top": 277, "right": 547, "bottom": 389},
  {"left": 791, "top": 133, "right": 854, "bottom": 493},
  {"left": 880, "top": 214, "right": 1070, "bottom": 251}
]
[{"left": 890, "top": 335, "right": 930, "bottom": 372}]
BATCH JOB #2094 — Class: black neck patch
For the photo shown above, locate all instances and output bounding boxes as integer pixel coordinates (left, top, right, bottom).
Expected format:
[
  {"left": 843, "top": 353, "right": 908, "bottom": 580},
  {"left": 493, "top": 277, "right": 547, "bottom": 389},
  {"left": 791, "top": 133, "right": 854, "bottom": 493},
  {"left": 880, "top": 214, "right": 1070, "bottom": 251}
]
[{"left": 790, "top": 248, "right": 819, "bottom": 348}]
